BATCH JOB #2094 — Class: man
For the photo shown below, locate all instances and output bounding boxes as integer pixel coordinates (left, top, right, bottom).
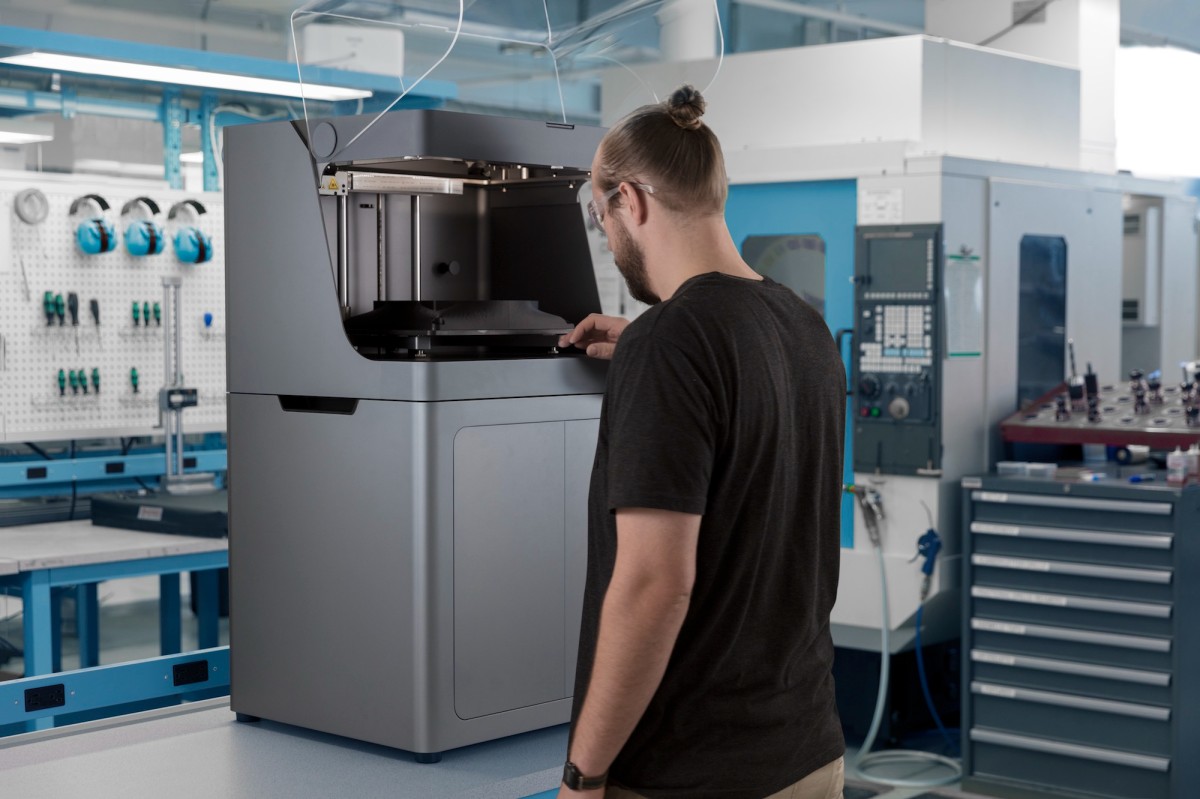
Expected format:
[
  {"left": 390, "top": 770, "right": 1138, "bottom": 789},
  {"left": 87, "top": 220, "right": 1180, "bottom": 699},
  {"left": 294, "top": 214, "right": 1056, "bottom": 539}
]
[{"left": 556, "top": 85, "right": 847, "bottom": 799}]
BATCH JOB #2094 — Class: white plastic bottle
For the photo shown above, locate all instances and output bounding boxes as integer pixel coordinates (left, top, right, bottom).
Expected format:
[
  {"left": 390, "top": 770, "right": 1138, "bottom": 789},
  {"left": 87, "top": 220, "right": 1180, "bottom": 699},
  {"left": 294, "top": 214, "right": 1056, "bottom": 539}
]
[
  {"left": 1167, "top": 447, "right": 1188, "bottom": 486},
  {"left": 1188, "top": 444, "right": 1200, "bottom": 480}
]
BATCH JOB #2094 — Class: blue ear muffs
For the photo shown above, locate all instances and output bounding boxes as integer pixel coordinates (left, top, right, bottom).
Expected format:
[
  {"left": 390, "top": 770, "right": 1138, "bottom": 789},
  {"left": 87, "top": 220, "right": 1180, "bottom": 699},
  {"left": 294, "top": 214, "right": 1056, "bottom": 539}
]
[
  {"left": 121, "top": 197, "right": 165, "bottom": 257},
  {"left": 69, "top": 194, "right": 118, "bottom": 255},
  {"left": 168, "top": 200, "right": 213, "bottom": 264}
]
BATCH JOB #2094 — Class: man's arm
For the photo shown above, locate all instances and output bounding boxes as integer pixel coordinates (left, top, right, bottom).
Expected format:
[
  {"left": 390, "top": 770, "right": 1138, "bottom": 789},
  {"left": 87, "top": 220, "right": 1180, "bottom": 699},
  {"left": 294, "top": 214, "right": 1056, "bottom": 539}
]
[{"left": 560, "top": 507, "right": 701, "bottom": 797}]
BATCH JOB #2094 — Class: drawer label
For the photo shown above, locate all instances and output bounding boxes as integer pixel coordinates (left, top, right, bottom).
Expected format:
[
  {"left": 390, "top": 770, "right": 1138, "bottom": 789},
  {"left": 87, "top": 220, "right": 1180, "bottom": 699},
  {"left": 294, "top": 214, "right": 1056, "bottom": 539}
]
[
  {"left": 973, "top": 651, "right": 1018, "bottom": 666},
  {"left": 979, "top": 684, "right": 1018, "bottom": 699},
  {"left": 977, "top": 556, "right": 1052, "bottom": 572},
  {"left": 980, "top": 588, "right": 1069, "bottom": 606},
  {"left": 974, "top": 523, "right": 1021, "bottom": 536},
  {"left": 974, "top": 619, "right": 1028, "bottom": 635},
  {"left": 977, "top": 492, "right": 1009, "bottom": 503},
  {"left": 137, "top": 506, "right": 165, "bottom": 522}
]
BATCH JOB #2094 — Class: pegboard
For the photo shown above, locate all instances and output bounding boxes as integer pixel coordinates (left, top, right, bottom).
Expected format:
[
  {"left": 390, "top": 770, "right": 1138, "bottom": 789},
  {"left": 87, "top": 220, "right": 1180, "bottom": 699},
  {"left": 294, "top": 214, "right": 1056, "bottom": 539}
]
[{"left": 0, "top": 171, "right": 226, "bottom": 443}]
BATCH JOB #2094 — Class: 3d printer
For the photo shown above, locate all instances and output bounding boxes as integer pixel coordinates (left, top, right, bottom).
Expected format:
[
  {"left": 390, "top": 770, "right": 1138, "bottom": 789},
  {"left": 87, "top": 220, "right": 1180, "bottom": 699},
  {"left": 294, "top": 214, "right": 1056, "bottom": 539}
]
[{"left": 225, "top": 109, "right": 607, "bottom": 760}]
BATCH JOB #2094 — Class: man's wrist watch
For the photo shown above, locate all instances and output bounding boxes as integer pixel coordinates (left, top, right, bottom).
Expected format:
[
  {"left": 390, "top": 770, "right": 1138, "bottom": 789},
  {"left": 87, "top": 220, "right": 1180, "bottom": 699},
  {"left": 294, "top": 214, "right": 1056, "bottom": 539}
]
[{"left": 562, "top": 761, "right": 608, "bottom": 791}]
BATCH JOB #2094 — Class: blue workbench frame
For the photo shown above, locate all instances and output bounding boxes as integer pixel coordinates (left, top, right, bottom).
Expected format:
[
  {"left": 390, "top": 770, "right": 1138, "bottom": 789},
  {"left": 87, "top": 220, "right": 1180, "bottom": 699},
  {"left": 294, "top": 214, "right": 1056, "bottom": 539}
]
[
  {"left": 0, "top": 647, "right": 229, "bottom": 735},
  {"left": 0, "top": 448, "right": 227, "bottom": 500},
  {"left": 0, "top": 548, "right": 226, "bottom": 733}
]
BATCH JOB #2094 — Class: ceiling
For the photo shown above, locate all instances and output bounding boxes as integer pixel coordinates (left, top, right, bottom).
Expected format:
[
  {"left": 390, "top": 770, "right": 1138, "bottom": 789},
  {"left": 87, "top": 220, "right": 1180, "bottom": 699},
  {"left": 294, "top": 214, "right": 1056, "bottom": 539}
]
[
  {"left": 1, "top": 1, "right": 1199, "bottom": 57},
  {"left": 1, "top": 0, "right": 1198, "bottom": 124}
]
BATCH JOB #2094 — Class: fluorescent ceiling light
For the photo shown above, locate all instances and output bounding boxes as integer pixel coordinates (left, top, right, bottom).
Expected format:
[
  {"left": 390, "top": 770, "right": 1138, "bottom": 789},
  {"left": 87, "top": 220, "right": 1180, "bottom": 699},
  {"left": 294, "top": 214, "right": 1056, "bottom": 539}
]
[
  {"left": 73, "top": 159, "right": 166, "bottom": 178},
  {"left": 0, "top": 52, "right": 371, "bottom": 102},
  {"left": 0, "top": 118, "right": 53, "bottom": 144}
]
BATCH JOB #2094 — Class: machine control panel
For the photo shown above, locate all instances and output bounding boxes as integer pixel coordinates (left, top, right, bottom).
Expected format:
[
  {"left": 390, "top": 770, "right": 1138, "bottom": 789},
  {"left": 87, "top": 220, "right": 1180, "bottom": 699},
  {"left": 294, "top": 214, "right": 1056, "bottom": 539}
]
[{"left": 852, "top": 224, "right": 943, "bottom": 475}]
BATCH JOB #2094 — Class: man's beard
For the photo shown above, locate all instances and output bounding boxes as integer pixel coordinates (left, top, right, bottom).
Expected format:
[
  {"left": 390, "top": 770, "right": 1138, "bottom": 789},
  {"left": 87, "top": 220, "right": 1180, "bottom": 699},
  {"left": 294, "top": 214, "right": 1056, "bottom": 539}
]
[{"left": 612, "top": 216, "right": 660, "bottom": 305}]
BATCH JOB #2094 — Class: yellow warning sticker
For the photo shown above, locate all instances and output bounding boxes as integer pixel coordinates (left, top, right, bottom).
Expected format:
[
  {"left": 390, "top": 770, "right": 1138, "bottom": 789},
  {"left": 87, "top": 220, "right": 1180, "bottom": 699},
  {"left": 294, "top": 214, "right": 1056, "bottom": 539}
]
[{"left": 326, "top": 178, "right": 339, "bottom": 191}]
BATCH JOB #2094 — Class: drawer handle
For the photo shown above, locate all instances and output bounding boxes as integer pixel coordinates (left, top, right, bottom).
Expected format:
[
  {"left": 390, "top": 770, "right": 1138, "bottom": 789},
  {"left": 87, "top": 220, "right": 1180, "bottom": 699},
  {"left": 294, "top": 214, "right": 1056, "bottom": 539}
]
[
  {"left": 971, "top": 681, "right": 1171, "bottom": 720},
  {"left": 970, "top": 727, "right": 1171, "bottom": 772},
  {"left": 971, "top": 617, "right": 1172, "bottom": 652},
  {"left": 972, "top": 586, "right": 1172, "bottom": 618},
  {"left": 970, "top": 649, "right": 1171, "bottom": 686},
  {"left": 970, "top": 522, "right": 1173, "bottom": 550},
  {"left": 971, "top": 554, "right": 1173, "bottom": 584},
  {"left": 971, "top": 491, "right": 1172, "bottom": 516}
]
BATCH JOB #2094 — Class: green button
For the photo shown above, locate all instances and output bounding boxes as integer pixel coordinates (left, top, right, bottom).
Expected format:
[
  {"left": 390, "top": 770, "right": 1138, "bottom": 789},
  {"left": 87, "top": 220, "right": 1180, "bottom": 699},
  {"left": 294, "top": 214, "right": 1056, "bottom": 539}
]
[{"left": 870, "top": 407, "right": 881, "bottom": 418}]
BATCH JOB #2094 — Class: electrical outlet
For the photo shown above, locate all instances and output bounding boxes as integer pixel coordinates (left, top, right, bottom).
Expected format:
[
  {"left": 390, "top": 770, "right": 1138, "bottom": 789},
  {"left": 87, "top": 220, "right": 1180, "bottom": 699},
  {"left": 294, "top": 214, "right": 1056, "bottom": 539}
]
[
  {"left": 24, "top": 683, "right": 65, "bottom": 712},
  {"left": 172, "top": 659, "right": 210, "bottom": 687}
]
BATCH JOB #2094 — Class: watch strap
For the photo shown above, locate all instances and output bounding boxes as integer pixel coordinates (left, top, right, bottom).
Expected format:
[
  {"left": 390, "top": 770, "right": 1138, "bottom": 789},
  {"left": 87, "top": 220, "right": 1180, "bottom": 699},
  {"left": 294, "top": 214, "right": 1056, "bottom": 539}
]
[{"left": 562, "top": 760, "right": 608, "bottom": 791}]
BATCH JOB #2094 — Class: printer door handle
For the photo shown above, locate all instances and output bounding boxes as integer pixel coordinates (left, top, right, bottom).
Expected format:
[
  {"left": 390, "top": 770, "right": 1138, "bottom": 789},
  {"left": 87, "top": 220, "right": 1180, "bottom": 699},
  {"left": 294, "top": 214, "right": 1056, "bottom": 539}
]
[{"left": 278, "top": 395, "right": 359, "bottom": 415}]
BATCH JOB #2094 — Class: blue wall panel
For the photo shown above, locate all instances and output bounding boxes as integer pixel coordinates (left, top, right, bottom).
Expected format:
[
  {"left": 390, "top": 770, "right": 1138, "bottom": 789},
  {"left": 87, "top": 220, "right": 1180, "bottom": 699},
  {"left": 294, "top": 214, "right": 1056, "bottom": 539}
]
[{"left": 725, "top": 179, "right": 857, "bottom": 547}]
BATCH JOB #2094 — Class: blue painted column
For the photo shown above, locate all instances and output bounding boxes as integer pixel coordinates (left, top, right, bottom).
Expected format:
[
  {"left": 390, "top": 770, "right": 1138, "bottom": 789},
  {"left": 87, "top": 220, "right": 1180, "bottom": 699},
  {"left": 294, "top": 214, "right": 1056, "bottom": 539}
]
[
  {"left": 20, "top": 570, "right": 52, "bottom": 676},
  {"left": 162, "top": 88, "right": 185, "bottom": 190},
  {"left": 50, "top": 589, "right": 62, "bottom": 673},
  {"left": 19, "top": 570, "right": 53, "bottom": 732},
  {"left": 195, "top": 569, "right": 219, "bottom": 649},
  {"left": 199, "top": 93, "right": 220, "bottom": 192},
  {"left": 159, "top": 573, "right": 182, "bottom": 655},
  {"left": 76, "top": 583, "right": 100, "bottom": 669}
]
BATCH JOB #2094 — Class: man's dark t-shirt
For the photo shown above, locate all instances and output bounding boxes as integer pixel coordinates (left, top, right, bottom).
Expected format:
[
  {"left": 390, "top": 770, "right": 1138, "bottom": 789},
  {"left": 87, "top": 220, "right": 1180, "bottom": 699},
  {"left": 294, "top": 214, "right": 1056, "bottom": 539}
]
[{"left": 570, "top": 273, "right": 847, "bottom": 799}]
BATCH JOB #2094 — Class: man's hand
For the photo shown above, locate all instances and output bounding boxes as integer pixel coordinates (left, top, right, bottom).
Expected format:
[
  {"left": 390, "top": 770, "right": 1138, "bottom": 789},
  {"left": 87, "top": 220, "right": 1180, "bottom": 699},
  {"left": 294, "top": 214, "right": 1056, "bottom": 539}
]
[
  {"left": 560, "top": 314, "right": 629, "bottom": 360},
  {"left": 556, "top": 784, "right": 605, "bottom": 798}
]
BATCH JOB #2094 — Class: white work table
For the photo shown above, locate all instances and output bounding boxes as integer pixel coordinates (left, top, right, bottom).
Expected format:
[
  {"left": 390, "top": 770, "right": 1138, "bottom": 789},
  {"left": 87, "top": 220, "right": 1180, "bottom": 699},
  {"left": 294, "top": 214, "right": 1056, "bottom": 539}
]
[
  {"left": 0, "top": 698, "right": 567, "bottom": 799},
  {"left": 0, "top": 519, "right": 227, "bottom": 683},
  {"left": 0, "top": 519, "right": 225, "bottom": 570}
]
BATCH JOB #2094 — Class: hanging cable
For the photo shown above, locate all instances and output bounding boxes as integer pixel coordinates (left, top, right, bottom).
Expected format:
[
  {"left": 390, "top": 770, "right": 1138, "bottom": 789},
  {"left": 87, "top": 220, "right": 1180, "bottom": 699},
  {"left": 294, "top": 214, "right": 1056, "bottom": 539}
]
[
  {"left": 844, "top": 485, "right": 962, "bottom": 788},
  {"left": 701, "top": 0, "right": 726, "bottom": 95},
  {"left": 977, "top": 0, "right": 1060, "bottom": 47},
  {"left": 290, "top": 1, "right": 465, "bottom": 163}
]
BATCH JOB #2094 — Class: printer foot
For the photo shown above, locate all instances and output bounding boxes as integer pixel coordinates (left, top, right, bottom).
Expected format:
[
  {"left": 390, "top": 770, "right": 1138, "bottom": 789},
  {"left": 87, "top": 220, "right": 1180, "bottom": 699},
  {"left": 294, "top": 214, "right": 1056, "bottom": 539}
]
[
  {"left": 235, "top": 713, "right": 261, "bottom": 723},
  {"left": 415, "top": 752, "right": 442, "bottom": 764}
]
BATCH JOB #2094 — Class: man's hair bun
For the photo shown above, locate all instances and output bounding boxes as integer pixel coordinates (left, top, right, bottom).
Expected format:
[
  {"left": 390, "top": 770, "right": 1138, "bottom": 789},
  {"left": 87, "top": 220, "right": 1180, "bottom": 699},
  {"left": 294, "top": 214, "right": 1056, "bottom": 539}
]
[{"left": 666, "top": 85, "right": 706, "bottom": 131}]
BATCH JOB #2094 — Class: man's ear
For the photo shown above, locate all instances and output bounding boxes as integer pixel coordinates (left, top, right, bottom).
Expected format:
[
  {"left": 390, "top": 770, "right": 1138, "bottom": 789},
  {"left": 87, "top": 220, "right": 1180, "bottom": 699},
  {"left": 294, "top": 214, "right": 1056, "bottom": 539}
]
[{"left": 619, "top": 182, "right": 650, "bottom": 226}]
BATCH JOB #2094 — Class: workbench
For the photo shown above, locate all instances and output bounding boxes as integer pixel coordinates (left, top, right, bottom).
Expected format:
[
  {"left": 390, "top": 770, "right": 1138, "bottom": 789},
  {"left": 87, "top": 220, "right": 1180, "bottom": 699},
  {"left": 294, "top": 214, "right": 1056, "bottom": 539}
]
[{"left": 0, "top": 520, "right": 227, "bottom": 730}]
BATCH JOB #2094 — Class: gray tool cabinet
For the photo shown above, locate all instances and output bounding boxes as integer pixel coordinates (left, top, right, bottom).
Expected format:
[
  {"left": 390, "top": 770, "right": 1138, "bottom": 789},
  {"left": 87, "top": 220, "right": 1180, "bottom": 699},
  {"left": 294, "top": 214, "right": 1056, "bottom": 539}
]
[{"left": 961, "top": 475, "right": 1200, "bottom": 799}]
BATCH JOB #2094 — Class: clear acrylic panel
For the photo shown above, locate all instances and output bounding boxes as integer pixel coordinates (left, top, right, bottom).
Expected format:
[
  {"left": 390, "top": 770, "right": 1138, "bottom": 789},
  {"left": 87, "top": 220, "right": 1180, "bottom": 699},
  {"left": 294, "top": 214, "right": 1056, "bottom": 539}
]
[{"left": 289, "top": 0, "right": 727, "bottom": 160}]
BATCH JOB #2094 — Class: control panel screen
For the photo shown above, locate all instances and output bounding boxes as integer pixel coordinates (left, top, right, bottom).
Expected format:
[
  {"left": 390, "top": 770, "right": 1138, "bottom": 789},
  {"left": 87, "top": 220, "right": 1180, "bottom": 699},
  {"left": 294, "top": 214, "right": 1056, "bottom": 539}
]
[{"left": 853, "top": 225, "right": 943, "bottom": 475}]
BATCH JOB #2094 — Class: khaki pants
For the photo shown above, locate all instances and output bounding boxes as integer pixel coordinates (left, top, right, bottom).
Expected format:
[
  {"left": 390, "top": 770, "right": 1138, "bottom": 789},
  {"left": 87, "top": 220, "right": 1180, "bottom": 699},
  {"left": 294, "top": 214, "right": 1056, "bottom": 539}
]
[{"left": 604, "top": 756, "right": 845, "bottom": 799}]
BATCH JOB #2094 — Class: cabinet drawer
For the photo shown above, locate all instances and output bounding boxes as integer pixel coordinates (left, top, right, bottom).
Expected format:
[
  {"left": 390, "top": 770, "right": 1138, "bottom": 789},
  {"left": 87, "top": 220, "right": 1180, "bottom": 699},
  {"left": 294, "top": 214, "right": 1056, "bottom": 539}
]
[
  {"left": 970, "top": 521, "right": 1174, "bottom": 570},
  {"left": 970, "top": 648, "right": 1171, "bottom": 706},
  {"left": 970, "top": 728, "right": 1170, "bottom": 799},
  {"left": 971, "top": 554, "right": 1173, "bottom": 604},
  {"left": 971, "top": 586, "right": 1173, "bottom": 637},
  {"left": 971, "top": 681, "right": 1171, "bottom": 755},
  {"left": 970, "top": 617, "right": 1172, "bottom": 672},
  {"left": 970, "top": 490, "right": 1175, "bottom": 537}
]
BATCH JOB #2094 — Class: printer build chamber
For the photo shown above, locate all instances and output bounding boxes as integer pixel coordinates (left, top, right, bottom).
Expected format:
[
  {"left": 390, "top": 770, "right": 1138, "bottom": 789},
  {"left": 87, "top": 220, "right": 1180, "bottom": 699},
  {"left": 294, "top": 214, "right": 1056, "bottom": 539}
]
[{"left": 224, "top": 110, "right": 608, "bottom": 758}]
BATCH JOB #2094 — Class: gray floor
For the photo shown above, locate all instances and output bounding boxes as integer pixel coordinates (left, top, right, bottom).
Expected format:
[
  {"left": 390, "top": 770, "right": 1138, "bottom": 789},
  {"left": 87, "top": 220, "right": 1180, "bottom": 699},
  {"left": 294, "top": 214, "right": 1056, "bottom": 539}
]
[{"left": 0, "top": 596, "right": 992, "bottom": 799}]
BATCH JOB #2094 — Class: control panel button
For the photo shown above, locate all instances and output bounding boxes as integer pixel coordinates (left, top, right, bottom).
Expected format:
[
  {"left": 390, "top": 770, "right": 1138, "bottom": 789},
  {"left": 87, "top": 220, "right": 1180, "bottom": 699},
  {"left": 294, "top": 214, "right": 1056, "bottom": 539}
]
[{"left": 888, "top": 397, "right": 911, "bottom": 420}]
